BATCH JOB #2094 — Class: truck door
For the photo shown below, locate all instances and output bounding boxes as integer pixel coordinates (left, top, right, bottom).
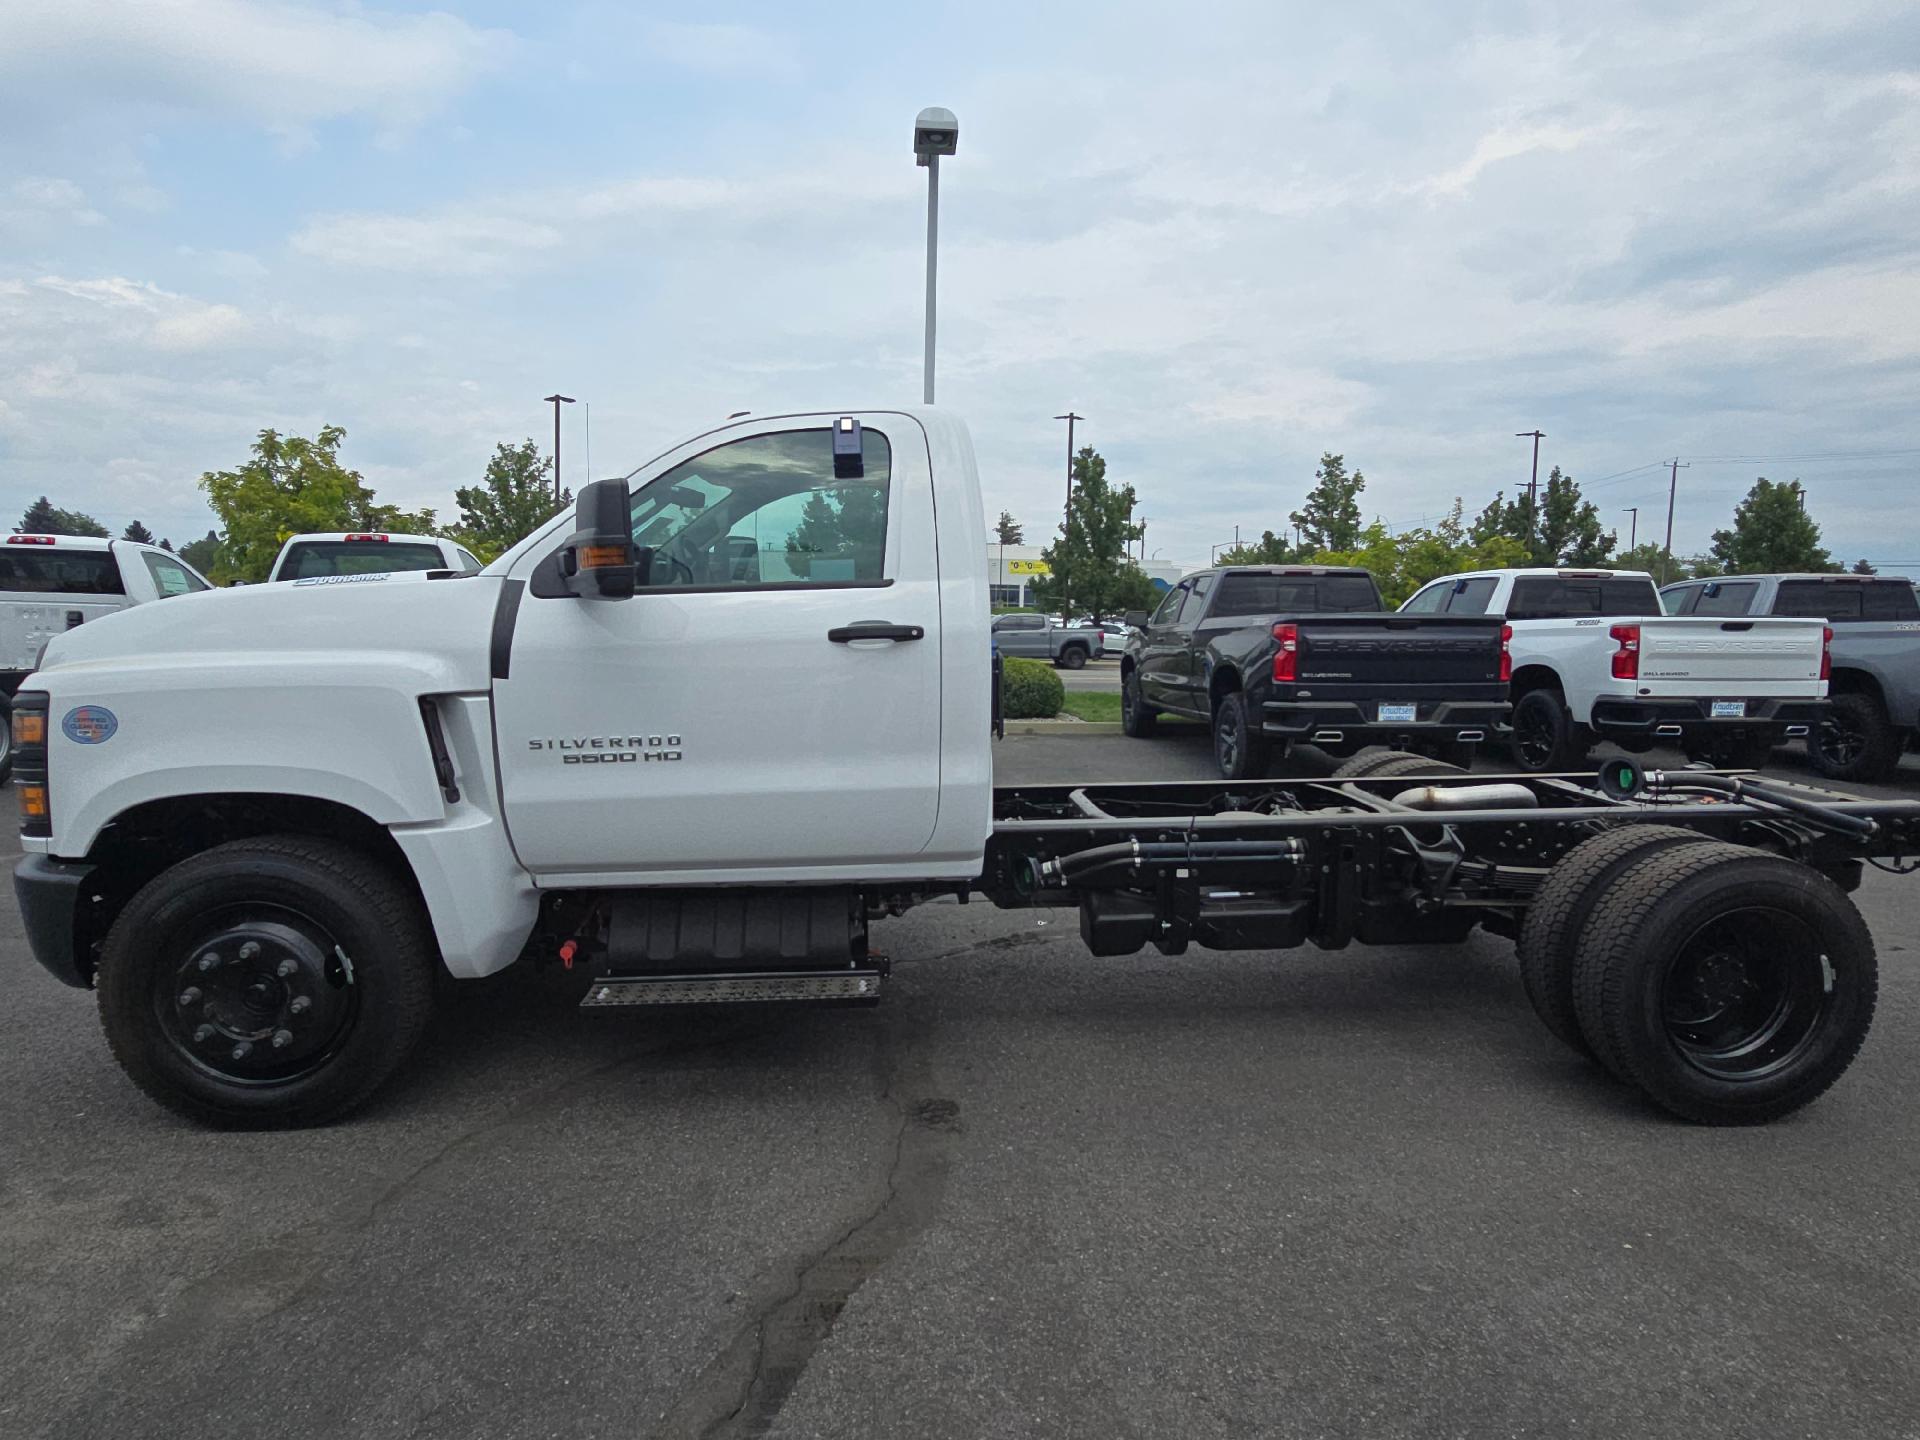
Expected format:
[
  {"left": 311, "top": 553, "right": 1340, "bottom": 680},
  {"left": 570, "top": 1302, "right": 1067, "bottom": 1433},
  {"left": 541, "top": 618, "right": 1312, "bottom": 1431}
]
[
  {"left": 1140, "top": 577, "right": 1205, "bottom": 712},
  {"left": 493, "top": 415, "right": 943, "bottom": 878}
]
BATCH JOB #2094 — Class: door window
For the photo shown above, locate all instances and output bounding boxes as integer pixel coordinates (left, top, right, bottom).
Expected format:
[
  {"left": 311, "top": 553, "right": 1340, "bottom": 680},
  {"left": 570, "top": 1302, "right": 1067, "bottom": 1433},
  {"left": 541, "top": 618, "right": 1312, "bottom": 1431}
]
[
  {"left": 624, "top": 428, "right": 892, "bottom": 589},
  {"left": 141, "top": 551, "right": 210, "bottom": 598},
  {"left": 1179, "top": 573, "right": 1215, "bottom": 621},
  {"left": 1150, "top": 582, "right": 1189, "bottom": 625},
  {"left": 1661, "top": 584, "right": 1700, "bottom": 614},
  {"left": 1401, "top": 582, "right": 1448, "bottom": 613},
  {"left": 1445, "top": 577, "right": 1496, "bottom": 614},
  {"left": 1692, "top": 581, "right": 1757, "bottom": 616},
  {"left": 993, "top": 615, "right": 1044, "bottom": 631}
]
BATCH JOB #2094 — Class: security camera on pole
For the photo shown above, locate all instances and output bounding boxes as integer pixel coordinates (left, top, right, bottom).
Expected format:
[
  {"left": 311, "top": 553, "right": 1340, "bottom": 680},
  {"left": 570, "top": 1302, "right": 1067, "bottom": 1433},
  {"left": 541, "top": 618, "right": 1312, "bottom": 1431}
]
[{"left": 913, "top": 107, "right": 958, "bottom": 405}]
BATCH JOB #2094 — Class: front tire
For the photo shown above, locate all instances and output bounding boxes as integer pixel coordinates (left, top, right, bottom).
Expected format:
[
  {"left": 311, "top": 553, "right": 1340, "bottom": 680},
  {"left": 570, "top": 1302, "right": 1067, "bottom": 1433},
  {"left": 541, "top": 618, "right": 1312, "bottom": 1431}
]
[
  {"left": 1810, "top": 691, "right": 1899, "bottom": 782},
  {"left": 96, "top": 836, "right": 436, "bottom": 1128},
  {"left": 1510, "top": 688, "right": 1589, "bottom": 773},
  {"left": 1121, "top": 666, "right": 1158, "bottom": 737},
  {"left": 1213, "top": 691, "right": 1273, "bottom": 779},
  {"left": 1571, "top": 844, "right": 1877, "bottom": 1124}
]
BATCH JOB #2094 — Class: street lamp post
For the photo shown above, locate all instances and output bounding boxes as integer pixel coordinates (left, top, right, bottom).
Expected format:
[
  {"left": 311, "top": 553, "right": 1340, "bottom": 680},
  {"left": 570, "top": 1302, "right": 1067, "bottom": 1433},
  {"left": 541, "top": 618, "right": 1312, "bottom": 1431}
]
[
  {"left": 543, "top": 393, "right": 575, "bottom": 502},
  {"left": 913, "top": 108, "right": 959, "bottom": 405},
  {"left": 1054, "top": 411, "right": 1082, "bottom": 617},
  {"left": 1624, "top": 506, "right": 1639, "bottom": 549},
  {"left": 1516, "top": 429, "right": 1545, "bottom": 509}
]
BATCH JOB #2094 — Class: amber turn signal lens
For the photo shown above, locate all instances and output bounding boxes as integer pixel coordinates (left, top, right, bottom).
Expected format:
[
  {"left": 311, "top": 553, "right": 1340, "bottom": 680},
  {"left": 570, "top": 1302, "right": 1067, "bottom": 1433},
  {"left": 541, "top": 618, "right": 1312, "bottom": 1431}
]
[
  {"left": 577, "top": 545, "right": 629, "bottom": 569},
  {"left": 12, "top": 710, "right": 45, "bottom": 747},
  {"left": 18, "top": 783, "right": 48, "bottom": 818}
]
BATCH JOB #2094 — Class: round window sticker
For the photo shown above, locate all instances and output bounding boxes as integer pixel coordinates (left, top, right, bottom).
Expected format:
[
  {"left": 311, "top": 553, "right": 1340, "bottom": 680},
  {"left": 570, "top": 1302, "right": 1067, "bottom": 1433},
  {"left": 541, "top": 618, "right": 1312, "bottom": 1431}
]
[{"left": 62, "top": 705, "right": 118, "bottom": 744}]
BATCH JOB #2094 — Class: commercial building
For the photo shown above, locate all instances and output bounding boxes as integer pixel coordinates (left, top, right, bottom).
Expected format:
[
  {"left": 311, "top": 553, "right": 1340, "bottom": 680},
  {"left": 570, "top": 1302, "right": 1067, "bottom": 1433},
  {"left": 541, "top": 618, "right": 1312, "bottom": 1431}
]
[{"left": 985, "top": 542, "right": 1191, "bottom": 609}]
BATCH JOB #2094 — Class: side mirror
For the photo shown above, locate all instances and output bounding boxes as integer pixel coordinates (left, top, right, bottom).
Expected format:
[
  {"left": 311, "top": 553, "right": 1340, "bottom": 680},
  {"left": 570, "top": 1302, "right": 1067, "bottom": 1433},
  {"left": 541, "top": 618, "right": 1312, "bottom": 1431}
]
[
  {"left": 559, "top": 478, "right": 636, "bottom": 599},
  {"left": 1125, "top": 609, "right": 1149, "bottom": 630}
]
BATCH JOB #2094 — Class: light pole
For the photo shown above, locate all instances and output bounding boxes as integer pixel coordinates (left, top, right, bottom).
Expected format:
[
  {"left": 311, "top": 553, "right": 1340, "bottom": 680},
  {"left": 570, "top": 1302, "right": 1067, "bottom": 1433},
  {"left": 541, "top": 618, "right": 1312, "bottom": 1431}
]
[
  {"left": 1516, "top": 429, "right": 1545, "bottom": 509},
  {"left": 1623, "top": 506, "right": 1638, "bottom": 549},
  {"left": 1053, "top": 411, "right": 1081, "bottom": 618},
  {"left": 543, "top": 393, "right": 575, "bottom": 502},
  {"left": 913, "top": 108, "right": 958, "bottom": 405}
]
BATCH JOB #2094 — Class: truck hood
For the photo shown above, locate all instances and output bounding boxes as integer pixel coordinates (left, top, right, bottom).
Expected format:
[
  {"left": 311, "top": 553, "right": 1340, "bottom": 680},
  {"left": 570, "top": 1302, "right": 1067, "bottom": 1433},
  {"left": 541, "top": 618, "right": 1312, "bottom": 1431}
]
[{"left": 32, "top": 570, "right": 501, "bottom": 694}]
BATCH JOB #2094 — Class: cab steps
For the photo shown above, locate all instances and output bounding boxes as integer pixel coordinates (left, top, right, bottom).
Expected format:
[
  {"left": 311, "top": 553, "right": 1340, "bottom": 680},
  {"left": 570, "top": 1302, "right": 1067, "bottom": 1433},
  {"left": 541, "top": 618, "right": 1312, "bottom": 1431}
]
[{"left": 579, "top": 967, "right": 886, "bottom": 1008}]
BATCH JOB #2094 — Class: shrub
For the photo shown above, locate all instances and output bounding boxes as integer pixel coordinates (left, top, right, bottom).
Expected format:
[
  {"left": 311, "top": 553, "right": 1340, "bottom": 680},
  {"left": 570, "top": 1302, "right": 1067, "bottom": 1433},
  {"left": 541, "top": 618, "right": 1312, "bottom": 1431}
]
[{"left": 1001, "top": 657, "right": 1065, "bottom": 719}]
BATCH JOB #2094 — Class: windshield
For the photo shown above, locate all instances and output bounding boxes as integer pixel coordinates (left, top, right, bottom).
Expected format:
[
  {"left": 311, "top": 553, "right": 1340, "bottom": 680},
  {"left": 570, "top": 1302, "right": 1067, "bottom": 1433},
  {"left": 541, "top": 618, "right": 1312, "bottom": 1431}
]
[{"left": 277, "top": 541, "right": 446, "bottom": 579}]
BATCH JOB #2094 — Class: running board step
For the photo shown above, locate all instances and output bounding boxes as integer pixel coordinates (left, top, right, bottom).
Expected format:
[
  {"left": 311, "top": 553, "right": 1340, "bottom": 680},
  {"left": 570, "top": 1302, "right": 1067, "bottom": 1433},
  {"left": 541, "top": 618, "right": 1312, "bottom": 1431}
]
[{"left": 580, "top": 968, "right": 885, "bottom": 1008}]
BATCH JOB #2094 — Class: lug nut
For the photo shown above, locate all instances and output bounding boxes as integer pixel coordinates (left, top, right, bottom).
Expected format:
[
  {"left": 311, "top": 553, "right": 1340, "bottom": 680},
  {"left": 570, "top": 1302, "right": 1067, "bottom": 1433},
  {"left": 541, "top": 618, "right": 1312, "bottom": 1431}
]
[
  {"left": 289, "top": 996, "right": 311, "bottom": 1015},
  {"left": 231, "top": 1042, "right": 253, "bottom": 1061},
  {"left": 275, "top": 959, "right": 298, "bottom": 979},
  {"left": 178, "top": 987, "right": 202, "bottom": 1007},
  {"left": 239, "top": 941, "right": 261, "bottom": 960},
  {"left": 193, "top": 1024, "right": 216, "bottom": 1043},
  {"left": 197, "top": 952, "right": 219, "bottom": 972},
  {"left": 271, "top": 1029, "right": 294, "bottom": 1049}
]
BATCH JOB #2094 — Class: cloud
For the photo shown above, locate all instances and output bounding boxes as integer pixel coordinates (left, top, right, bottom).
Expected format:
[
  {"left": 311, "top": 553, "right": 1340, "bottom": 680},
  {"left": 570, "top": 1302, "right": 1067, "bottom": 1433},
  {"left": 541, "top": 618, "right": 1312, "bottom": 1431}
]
[
  {"left": 1414, "top": 119, "right": 1619, "bottom": 199},
  {"left": 0, "top": 0, "right": 514, "bottom": 137},
  {"left": 639, "top": 20, "right": 800, "bottom": 79}
]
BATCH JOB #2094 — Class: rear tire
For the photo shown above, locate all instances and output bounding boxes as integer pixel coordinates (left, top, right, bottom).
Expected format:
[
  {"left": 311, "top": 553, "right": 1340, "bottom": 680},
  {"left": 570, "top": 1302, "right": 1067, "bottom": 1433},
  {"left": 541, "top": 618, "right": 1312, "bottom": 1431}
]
[
  {"left": 96, "top": 836, "right": 436, "bottom": 1128},
  {"left": 1331, "top": 747, "right": 1398, "bottom": 779},
  {"left": 1517, "top": 824, "right": 1714, "bottom": 1060},
  {"left": 1570, "top": 844, "right": 1876, "bottom": 1124},
  {"left": 1510, "top": 688, "right": 1589, "bottom": 773},
  {"left": 1364, "top": 753, "right": 1468, "bottom": 780},
  {"left": 1213, "top": 691, "right": 1273, "bottom": 779},
  {"left": 1810, "top": 691, "right": 1899, "bottom": 783},
  {"left": 1057, "top": 645, "right": 1088, "bottom": 670},
  {"left": 1120, "top": 667, "right": 1158, "bottom": 738}
]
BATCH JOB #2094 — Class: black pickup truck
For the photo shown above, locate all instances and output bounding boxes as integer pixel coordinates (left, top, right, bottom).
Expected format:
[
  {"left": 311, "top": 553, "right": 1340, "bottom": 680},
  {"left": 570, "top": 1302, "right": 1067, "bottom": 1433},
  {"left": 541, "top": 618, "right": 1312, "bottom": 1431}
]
[{"left": 1121, "top": 566, "right": 1511, "bottom": 777}]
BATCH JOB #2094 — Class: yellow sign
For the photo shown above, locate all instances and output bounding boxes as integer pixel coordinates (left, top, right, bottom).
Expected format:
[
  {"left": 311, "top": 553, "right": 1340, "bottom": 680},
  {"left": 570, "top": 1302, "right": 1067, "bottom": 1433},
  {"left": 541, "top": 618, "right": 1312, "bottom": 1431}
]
[{"left": 1005, "top": 559, "right": 1051, "bottom": 575}]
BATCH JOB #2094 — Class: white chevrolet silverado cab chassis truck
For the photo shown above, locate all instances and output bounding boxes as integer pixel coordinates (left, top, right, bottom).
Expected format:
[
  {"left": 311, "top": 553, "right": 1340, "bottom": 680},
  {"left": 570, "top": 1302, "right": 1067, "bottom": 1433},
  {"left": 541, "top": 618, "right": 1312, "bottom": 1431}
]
[{"left": 12, "top": 408, "right": 1920, "bottom": 1128}]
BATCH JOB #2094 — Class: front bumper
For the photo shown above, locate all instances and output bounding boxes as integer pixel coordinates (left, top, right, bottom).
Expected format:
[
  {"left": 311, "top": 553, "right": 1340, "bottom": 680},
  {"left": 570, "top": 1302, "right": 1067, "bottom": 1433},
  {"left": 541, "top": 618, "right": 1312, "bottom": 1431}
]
[
  {"left": 1261, "top": 699, "right": 1511, "bottom": 743},
  {"left": 13, "top": 854, "right": 96, "bottom": 988},
  {"left": 1587, "top": 696, "right": 1826, "bottom": 741}
]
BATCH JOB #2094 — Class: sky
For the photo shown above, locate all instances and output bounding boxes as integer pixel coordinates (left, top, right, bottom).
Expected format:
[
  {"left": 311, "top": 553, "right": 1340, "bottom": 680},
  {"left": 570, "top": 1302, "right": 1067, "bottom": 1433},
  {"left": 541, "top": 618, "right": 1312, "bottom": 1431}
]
[{"left": 1, "top": 0, "right": 1917, "bottom": 571}]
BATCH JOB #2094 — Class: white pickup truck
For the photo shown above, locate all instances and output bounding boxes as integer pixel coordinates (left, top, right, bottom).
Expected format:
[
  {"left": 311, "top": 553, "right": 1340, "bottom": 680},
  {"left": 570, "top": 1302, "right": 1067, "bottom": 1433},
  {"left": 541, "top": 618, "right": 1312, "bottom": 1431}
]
[
  {"left": 1402, "top": 568, "right": 1828, "bottom": 771},
  {"left": 0, "top": 534, "right": 212, "bottom": 779},
  {"left": 11, "top": 411, "right": 1916, "bottom": 1130}
]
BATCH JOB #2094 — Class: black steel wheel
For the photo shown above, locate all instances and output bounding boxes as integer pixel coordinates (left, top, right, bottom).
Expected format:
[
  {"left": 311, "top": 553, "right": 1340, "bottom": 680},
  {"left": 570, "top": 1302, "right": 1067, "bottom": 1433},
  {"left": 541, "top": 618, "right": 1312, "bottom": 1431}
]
[
  {"left": 1510, "top": 688, "right": 1588, "bottom": 773},
  {"left": 1810, "top": 691, "right": 1899, "bottom": 782},
  {"left": 1570, "top": 844, "right": 1877, "bottom": 1124},
  {"left": 1516, "top": 824, "right": 1714, "bottom": 1060},
  {"left": 1121, "top": 666, "right": 1158, "bottom": 737},
  {"left": 97, "top": 836, "right": 435, "bottom": 1127},
  {"left": 1213, "top": 691, "right": 1272, "bottom": 780}
]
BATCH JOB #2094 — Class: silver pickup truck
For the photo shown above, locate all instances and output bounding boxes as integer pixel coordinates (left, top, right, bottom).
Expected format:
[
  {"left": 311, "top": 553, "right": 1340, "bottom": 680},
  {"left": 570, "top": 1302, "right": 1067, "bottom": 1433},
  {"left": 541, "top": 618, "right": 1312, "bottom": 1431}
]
[
  {"left": 989, "top": 612, "right": 1107, "bottom": 668},
  {"left": 1661, "top": 572, "right": 1920, "bottom": 780}
]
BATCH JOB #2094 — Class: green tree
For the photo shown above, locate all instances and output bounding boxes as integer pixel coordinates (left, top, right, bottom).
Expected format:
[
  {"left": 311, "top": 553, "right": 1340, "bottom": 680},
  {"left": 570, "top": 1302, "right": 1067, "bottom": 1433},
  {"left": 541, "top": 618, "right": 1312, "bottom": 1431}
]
[
  {"left": 1538, "top": 467, "right": 1615, "bottom": 566},
  {"left": 178, "top": 531, "right": 223, "bottom": 575},
  {"left": 1310, "top": 502, "right": 1531, "bottom": 607},
  {"left": 1709, "top": 478, "right": 1836, "bottom": 576},
  {"left": 994, "top": 511, "right": 1024, "bottom": 545},
  {"left": 1290, "top": 453, "right": 1366, "bottom": 553},
  {"left": 122, "top": 519, "right": 155, "bottom": 544},
  {"left": 199, "top": 426, "right": 436, "bottom": 583},
  {"left": 450, "top": 440, "right": 568, "bottom": 562},
  {"left": 17, "top": 496, "right": 109, "bottom": 537},
  {"left": 1215, "top": 530, "right": 1300, "bottom": 566},
  {"left": 1029, "top": 446, "right": 1141, "bottom": 620},
  {"left": 1615, "top": 542, "right": 1675, "bottom": 579},
  {"left": 1471, "top": 490, "right": 1536, "bottom": 552},
  {"left": 1852, "top": 558, "right": 1878, "bottom": 575}
]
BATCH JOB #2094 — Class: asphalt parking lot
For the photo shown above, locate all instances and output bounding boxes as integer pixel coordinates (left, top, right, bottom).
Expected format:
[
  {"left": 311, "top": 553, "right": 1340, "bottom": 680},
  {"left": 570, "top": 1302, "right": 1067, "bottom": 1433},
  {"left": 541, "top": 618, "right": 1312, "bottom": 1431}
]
[{"left": 5, "top": 742, "right": 1920, "bottom": 1439}]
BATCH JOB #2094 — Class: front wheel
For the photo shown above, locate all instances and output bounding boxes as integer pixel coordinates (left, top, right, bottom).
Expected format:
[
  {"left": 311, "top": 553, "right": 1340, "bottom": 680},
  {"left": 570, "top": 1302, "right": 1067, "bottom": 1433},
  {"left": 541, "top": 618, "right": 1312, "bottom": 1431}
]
[
  {"left": 1213, "top": 692, "right": 1274, "bottom": 779},
  {"left": 1121, "top": 667, "right": 1158, "bottom": 737},
  {"left": 96, "top": 836, "right": 436, "bottom": 1127}
]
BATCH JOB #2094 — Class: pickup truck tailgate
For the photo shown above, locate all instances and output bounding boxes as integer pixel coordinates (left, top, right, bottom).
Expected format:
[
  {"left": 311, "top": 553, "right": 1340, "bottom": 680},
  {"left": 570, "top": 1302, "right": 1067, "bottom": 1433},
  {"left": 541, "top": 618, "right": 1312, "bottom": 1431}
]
[
  {"left": 1635, "top": 617, "right": 1824, "bottom": 693},
  {"left": 1296, "top": 614, "right": 1505, "bottom": 689}
]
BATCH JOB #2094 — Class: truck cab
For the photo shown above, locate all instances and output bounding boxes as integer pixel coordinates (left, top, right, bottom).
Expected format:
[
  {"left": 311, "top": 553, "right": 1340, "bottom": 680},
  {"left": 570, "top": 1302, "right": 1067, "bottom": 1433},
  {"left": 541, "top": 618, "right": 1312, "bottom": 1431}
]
[{"left": 266, "top": 532, "right": 483, "bottom": 582}]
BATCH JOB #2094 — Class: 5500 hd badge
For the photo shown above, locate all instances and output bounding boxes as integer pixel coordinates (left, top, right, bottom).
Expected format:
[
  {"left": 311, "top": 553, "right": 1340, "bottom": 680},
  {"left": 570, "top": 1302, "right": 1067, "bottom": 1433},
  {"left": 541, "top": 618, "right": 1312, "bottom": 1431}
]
[{"left": 529, "top": 735, "right": 684, "bottom": 764}]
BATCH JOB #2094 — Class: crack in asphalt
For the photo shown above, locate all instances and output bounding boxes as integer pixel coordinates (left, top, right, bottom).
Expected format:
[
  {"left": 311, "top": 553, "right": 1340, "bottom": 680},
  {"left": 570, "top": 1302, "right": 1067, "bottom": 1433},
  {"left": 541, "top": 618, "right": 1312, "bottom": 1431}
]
[{"left": 649, "top": 1019, "right": 961, "bottom": 1440}]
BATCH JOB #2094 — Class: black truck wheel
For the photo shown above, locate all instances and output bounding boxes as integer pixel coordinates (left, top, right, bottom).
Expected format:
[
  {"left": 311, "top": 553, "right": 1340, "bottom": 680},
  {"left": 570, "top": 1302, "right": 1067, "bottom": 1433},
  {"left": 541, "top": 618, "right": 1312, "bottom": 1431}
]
[
  {"left": 1056, "top": 645, "right": 1088, "bottom": 670},
  {"left": 1213, "top": 692, "right": 1273, "bottom": 779},
  {"left": 1570, "top": 844, "right": 1877, "bottom": 1124},
  {"left": 1121, "top": 666, "right": 1158, "bottom": 737},
  {"left": 96, "top": 836, "right": 436, "bottom": 1128},
  {"left": 1331, "top": 747, "right": 1397, "bottom": 778},
  {"left": 1810, "top": 691, "right": 1899, "bottom": 783},
  {"left": 1510, "top": 688, "right": 1590, "bottom": 773},
  {"left": 1364, "top": 753, "right": 1467, "bottom": 780},
  {"left": 1517, "top": 824, "right": 1712, "bottom": 1060}
]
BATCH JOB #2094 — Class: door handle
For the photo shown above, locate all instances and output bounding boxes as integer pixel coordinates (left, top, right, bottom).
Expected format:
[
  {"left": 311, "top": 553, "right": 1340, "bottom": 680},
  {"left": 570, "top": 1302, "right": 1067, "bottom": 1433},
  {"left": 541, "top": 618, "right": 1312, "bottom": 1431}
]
[{"left": 828, "top": 622, "right": 924, "bottom": 643}]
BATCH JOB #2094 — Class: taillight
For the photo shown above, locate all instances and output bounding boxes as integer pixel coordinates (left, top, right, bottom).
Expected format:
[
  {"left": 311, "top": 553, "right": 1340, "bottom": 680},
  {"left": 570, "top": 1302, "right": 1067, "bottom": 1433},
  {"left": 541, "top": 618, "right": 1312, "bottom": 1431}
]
[
  {"left": 1609, "top": 623, "right": 1640, "bottom": 680},
  {"left": 12, "top": 691, "right": 50, "bottom": 838},
  {"left": 1499, "top": 623, "right": 1513, "bottom": 683},
  {"left": 1821, "top": 625, "right": 1832, "bottom": 682},
  {"left": 1272, "top": 623, "right": 1298, "bottom": 683}
]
